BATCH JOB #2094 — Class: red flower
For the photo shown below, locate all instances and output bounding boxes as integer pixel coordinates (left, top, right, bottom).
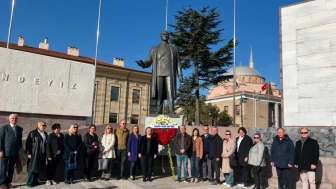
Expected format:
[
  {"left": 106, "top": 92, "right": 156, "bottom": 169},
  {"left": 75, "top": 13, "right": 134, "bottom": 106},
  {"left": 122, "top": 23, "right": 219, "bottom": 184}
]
[{"left": 153, "top": 128, "right": 177, "bottom": 146}]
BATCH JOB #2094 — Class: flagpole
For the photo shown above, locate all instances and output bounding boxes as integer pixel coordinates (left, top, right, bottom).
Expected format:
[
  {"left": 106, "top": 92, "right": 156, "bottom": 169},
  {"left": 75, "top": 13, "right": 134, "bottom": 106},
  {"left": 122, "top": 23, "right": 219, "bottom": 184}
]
[
  {"left": 165, "top": 0, "right": 168, "bottom": 30},
  {"left": 7, "top": 0, "right": 16, "bottom": 48},
  {"left": 232, "top": 0, "right": 236, "bottom": 127},
  {"left": 90, "top": 0, "right": 102, "bottom": 125}
]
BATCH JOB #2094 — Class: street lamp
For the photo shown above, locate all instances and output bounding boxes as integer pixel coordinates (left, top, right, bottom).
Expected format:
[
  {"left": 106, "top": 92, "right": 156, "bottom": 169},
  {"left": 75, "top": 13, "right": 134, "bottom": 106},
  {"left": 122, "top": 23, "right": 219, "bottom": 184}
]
[{"left": 240, "top": 83, "right": 261, "bottom": 127}]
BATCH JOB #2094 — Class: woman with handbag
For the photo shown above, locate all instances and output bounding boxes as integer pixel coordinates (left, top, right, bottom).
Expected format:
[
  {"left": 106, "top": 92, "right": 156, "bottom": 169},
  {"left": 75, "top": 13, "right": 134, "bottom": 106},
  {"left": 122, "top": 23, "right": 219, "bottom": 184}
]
[
  {"left": 248, "top": 133, "right": 266, "bottom": 189},
  {"left": 221, "top": 130, "right": 236, "bottom": 188},
  {"left": 83, "top": 125, "right": 99, "bottom": 182},
  {"left": 99, "top": 125, "right": 116, "bottom": 180},
  {"left": 127, "top": 125, "right": 141, "bottom": 180},
  {"left": 138, "top": 127, "right": 158, "bottom": 182},
  {"left": 63, "top": 124, "right": 83, "bottom": 184}
]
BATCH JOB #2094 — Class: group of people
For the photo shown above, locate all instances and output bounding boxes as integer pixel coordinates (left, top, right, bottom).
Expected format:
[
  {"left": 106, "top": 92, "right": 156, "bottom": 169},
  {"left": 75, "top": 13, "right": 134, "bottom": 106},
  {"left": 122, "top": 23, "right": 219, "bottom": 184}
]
[
  {"left": 174, "top": 126, "right": 319, "bottom": 189},
  {"left": 0, "top": 114, "right": 159, "bottom": 189},
  {"left": 0, "top": 114, "right": 320, "bottom": 189}
]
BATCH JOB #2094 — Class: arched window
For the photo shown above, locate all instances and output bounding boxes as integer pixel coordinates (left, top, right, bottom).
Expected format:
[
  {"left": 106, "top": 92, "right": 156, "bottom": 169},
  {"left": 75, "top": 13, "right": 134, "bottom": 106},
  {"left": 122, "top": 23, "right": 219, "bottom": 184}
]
[
  {"left": 242, "top": 77, "right": 245, "bottom": 83},
  {"left": 248, "top": 77, "right": 251, "bottom": 82}
]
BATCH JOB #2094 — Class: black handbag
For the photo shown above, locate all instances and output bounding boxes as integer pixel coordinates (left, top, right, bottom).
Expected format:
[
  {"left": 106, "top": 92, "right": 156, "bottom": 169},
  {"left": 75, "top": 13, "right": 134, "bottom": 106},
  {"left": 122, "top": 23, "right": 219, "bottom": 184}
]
[
  {"left": 229, "top": 154, "right": 238, "bottom": 168},
  {"left": 98, "top": 158, "right": 110, "bottom": 171}
]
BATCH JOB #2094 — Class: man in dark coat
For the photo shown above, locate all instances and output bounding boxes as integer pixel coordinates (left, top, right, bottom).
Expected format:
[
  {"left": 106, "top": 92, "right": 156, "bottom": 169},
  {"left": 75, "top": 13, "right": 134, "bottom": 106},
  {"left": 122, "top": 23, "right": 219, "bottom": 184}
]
[
  {"left": 0, "top": 114, "right": 23, "bottom": 189},
  {"left": 200, "top": 126, "right": 213, "bottom": 182},
  {"left": 26, "top": 121, "right": 48, "bottom": 187},
  {"left": 271, "top": 128, "right": 295, "bottom": 189},
  {"left": 136, "top": 30, "right": 183, "bottom": 114},
  {"left": 174, "top": 125, "right": 192, "bottom": 183},
  {"left": 236, "top": 127, "right": 253, "bottom": 187},
  {"left": 294, "top": 128, "right": 319, "bottom": 189},
  {"left": 209, "top": 127, "right": 222, "bottom": 185}
]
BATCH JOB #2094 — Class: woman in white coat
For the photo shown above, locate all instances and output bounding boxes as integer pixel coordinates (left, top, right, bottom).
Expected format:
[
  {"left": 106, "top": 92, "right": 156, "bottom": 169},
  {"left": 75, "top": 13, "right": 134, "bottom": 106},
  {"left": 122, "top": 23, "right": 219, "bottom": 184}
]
[
  {"left": 248, "top": 133, "right": 266, "bottom": 189},
  {"left": 100, "top": 125, "right": 116, "bottom": 180}
]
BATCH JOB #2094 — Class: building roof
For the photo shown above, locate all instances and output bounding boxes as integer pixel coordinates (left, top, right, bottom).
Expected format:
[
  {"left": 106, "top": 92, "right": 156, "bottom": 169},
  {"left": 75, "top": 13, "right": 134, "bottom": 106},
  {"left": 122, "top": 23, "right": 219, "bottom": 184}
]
[
  {"left": 0, "top": 41, "right": 151, "bottom": 75},
  {"left": 224, "top": 66, "right": 262, "bottom": 77}
]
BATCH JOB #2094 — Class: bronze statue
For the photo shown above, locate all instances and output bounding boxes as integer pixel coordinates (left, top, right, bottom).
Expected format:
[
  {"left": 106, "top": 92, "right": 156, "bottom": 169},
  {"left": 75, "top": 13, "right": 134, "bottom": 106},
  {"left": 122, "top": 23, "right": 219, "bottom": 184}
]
[{"left": 136, "top": 30, "right": 183, "bottom": 114}]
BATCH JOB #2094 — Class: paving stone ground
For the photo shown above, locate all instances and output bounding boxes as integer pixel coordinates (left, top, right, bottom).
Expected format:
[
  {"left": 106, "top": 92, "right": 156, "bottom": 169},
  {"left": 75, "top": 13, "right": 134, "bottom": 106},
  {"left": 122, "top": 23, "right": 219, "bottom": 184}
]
[{"left": 13, "top": 176, "right": 278, "bottom": 189}]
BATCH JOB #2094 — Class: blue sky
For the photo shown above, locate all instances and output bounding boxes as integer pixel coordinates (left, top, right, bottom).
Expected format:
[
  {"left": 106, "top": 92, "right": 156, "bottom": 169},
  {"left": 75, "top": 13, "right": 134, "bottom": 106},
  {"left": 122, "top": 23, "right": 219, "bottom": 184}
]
[{"left": 0, "top": 0, "right": 302, "bottom": 95}]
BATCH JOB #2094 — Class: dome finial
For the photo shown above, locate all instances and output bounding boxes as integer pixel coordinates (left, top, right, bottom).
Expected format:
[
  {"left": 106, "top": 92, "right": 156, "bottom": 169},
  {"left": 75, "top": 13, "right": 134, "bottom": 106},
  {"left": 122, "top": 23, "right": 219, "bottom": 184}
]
[{"left": 249, "top": 46, "right": 254, "bottom": 69}]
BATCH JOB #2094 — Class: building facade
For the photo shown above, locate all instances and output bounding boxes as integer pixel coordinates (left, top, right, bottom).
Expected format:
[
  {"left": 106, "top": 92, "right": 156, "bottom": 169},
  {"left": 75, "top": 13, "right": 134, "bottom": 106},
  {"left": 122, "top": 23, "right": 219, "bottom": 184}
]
[
  {"left": 0, "top": 37, "right": 153, "bottom": 134},
  {"left": 206, "top": 48, "right": 282, "bottom": 128}
]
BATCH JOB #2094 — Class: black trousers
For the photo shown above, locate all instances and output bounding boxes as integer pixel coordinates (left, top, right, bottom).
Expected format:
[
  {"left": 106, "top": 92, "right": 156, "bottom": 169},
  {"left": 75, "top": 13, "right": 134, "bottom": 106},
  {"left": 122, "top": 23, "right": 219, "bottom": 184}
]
[
  {"left": 130, "top": 161, "right": 139, "bottom": 176},
  {"left": 157, "top": 76, "right": 173, "bottom": 113},
  {"left": 46, "top": 154, "right": 62, "bottom": 180},
  {"left": 141, "top": 155, "right": 154, "bottom": 180},
  {"left": 0, "top": 156, "right": 18, "bottom": 186},
  {"left": 64, "top": 160, "right": 75, "bottom": 181},
  {"left": 276, "top": 168, "right": 291, "bottom": 189},
  {"left": 84, "top": 153, "right": 96, "bottom": 179},
  {"left": 252, "top": 166, "right": 263, "bottom": 189},
  {"left": 115, "top": 149, "right": 127, "bottom": 177},
  {"left": 211, "top": 159, "right": 221, "bottom": 182}
]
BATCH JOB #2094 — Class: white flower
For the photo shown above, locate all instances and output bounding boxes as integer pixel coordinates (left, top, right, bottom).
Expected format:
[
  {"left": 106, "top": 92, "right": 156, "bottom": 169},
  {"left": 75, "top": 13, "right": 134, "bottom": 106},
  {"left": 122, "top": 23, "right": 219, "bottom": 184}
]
[{"left": 152, "top": 115, "right": 177, "bottom": 126}]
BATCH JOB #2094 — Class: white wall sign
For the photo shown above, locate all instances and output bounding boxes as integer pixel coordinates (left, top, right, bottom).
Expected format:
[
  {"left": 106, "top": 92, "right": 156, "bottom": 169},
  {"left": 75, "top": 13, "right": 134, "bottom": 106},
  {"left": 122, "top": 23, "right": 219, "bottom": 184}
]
[{"left": 0, "top": 48, "right": 95, "bottom": 117}]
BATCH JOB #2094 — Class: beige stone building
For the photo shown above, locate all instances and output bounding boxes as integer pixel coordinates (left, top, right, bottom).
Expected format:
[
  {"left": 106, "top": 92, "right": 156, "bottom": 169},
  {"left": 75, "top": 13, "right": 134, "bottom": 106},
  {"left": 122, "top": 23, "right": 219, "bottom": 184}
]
[
  {"left": 206, "top": 48, "right": 281, "bottom": 128},
  {"left": 93, "top": 58, "right": 156, "bottom": 125}
]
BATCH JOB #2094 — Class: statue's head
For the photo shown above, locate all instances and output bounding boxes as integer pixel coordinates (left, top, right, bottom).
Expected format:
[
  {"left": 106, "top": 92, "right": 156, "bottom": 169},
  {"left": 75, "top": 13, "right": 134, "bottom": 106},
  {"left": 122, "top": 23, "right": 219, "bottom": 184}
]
[{"left": 160, "top": 30, "right": 169, "bottom": 42}]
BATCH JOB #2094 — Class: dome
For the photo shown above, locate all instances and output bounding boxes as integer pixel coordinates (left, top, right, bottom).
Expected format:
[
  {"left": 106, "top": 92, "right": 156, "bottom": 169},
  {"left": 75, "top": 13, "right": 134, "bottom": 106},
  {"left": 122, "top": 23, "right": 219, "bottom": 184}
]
[
  {"left": 270, "top": 81, "right": 277, "bottom": 86},
  {"left": 224, "top": 66, "right": 262, "bottom": 77}
]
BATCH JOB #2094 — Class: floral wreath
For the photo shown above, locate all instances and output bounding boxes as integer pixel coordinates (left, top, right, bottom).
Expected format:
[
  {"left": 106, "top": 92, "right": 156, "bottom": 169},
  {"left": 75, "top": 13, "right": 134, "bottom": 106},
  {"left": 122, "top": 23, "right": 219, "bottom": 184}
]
[{"left": 151, "top": 115, "right": 178, "bottom": 181}]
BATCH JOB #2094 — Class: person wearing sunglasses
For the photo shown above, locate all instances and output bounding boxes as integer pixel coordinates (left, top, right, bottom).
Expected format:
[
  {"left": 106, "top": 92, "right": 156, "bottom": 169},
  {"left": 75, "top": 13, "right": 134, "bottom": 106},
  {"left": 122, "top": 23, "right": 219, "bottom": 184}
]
[
  {"left": 221, "top": 130, "right": 236, "bottom": 188},
  {"left": 270, "top": 128, "right": 294, "bottom": 189},
  {"left": 26, "top": 121, "right": 48, "bottom": 187},
  {"left": 294, "top": 128, "right": 319, "bottom": 189},
  {"left": 248, "top": 133, "right": 266, "bottom": 189},
  {"left": 46, "top": 123, "right": 64, "bottom": 186},
  {"left": 63, "top": 124, "right": 83, "bottom": 184},
  {"left": 100, "top": 125, "right": 116, "bottom": 180}
]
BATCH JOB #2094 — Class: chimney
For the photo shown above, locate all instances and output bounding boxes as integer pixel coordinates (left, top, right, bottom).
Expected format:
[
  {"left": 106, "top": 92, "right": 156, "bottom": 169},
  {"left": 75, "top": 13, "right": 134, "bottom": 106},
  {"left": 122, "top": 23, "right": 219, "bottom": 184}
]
[
  {"left": 113, "top": 57, "right": 124, "bottom": 67},
  {"left": 39, "top": 37, "right": 49, "bottom": 50},
  {"left": 18, "top": 36, "right": 24, "bottom": 46},
  {"left": 67, "top": 46, "right": 79, "bottom": 56}
]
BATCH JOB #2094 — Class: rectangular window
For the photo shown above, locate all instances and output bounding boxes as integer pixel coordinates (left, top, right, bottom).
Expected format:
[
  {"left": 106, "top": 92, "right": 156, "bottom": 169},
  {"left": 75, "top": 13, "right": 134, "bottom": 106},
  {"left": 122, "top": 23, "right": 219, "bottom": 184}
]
[
  {"left": 109, "top": 113, "right": 117, "bottom": 123},
  {"left": 110, "top": 86, "right": 119, "bottom": 101},
  {"left": 132, "top": 89, "right": 140, "bottom": 104},
  {"left": 131, "top": 114, "right": 139, "bottom": 124},
  {"left": 150, "top": 99, "right": 157, "bottom": 107},
  {"left": 236, "top": 105, "right": 240, "bottom": 115},
  {"left": 224, "top": 106, "right": 228, "bottom": 112}
]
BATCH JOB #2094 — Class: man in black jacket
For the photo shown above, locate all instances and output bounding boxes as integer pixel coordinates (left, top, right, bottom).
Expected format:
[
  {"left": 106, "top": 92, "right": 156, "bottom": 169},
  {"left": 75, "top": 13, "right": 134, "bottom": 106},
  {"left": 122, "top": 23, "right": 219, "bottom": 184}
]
[
  {"left": 174, "top": 125, "right": 192, "bottom": 183},
  {"left": 294, "top": 128, "right": 319, "bottom": 189},
  {"left": 209, "top": 127, "right": 222, "bottom": 185},
  {"left": 236, "top": 127, "right": 253, "bottom": 188},
  {"left": 200, "top": 126, "right": 213, "bottom": 182},
  {"left": 0, "top": 114, "right": 23, "bottom": 189}
]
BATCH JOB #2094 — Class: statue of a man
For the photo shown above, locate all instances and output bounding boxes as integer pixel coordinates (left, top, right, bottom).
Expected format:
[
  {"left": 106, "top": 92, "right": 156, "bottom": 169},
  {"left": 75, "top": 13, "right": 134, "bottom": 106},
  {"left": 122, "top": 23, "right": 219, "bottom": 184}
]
[{"left": 136, "top": 30, "right": 183, "bottom": 114}]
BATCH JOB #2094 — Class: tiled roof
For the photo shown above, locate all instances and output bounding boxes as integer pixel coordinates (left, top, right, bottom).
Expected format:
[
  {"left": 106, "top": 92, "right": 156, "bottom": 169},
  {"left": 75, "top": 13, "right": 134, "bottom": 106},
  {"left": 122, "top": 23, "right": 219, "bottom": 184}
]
[{"left": 0, "top": 41, "right": 150, "bottom": 75}]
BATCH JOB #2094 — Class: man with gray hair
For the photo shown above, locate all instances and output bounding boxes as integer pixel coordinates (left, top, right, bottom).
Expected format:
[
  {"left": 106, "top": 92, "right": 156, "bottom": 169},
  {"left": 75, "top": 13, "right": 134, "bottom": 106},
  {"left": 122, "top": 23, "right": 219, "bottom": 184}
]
[
  {"left": 174, "top": 125, "right": 191, "bottom": 183},
  {"left": 271, "top": 128, "right": 295, "bottom": 189},
  {"left": 0, "top": 114, "right": 23, "bottom": 189},
  {"left": 114, "top": 119, "right": 130, "bottom": 180},
  {"left": 294, "top": 128, "right": 319, "bottom": 189}
]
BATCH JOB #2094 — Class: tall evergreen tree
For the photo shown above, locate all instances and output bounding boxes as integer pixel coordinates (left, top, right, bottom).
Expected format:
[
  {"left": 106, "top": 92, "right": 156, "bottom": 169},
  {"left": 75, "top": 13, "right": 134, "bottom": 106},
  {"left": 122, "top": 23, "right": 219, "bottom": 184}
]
[{"left": 170, "top": 6, "right": 236, "bottom": 125}]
